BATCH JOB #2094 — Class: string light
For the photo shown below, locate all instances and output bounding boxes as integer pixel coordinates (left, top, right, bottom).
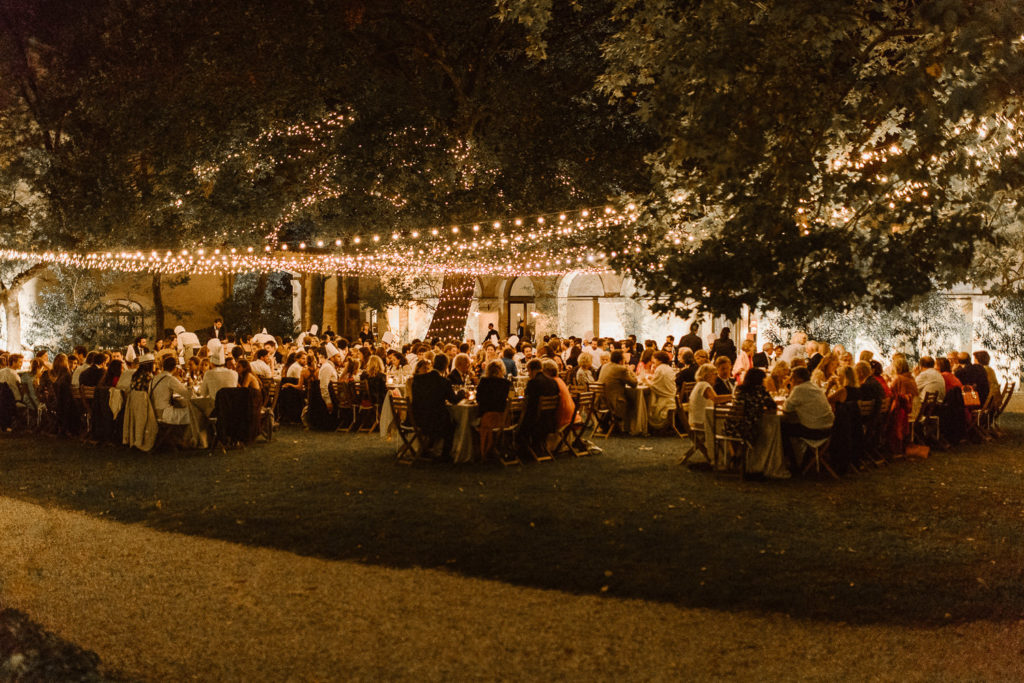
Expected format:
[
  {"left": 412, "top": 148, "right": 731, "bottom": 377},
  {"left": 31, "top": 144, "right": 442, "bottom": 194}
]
[{"left": 0, "top": 204, "right": 638, "bottom": 278}]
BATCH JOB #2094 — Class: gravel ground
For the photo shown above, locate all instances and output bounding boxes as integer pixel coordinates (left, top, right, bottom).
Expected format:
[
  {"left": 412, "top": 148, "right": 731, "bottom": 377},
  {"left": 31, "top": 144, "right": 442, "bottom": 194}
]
[{"left": 1, "top": 494, "right": 1024, "bottom": 681}]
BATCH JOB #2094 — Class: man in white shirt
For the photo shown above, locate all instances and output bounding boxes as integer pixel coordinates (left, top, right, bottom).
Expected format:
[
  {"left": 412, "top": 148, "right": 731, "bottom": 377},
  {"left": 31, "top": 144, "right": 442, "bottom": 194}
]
[
  {"left": 150, "top": 355, "right": 192, "bottom": 425},
  {"left": 584, "top": 338, "right": 603, "bottom": 367},
  {"left": 319, "top": 343, "right": 343, "bottom": 411},
  {"left": 915, "top": 356, "right": 946, "bottom": 401},
  {"left": 0, "top": 354, "right": 23, "bottom": 403},
  {"left": 780, "top": 331, "right": 808, "bottom": 365},
  {"left": 250, "top": 349, "right": 274, "bottom": 378},
  {"left": 199, "top": 342, "right": 238, "bottom": 401},
  {"left": 781, "top": 366, "right": 834, "bottom": 466}
]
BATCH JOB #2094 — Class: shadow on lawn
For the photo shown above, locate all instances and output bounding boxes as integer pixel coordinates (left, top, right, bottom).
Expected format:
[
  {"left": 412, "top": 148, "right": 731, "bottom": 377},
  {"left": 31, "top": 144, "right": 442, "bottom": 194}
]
[{"left": 1, "top": 417, "right": 1023, "bottom": 627}]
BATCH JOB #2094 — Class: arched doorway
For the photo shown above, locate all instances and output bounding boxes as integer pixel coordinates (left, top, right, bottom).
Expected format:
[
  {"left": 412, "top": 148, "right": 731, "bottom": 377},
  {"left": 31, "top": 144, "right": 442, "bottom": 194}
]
[{"left": 506, "top": 277, "right": 535, "bottom": 337}]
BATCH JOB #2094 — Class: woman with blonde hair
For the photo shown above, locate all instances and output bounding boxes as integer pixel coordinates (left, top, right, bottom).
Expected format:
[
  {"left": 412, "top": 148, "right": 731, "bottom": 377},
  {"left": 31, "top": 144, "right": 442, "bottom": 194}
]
[
  {"left": 764, "top": 360, "right": 791, "bottom": 396},
  {"left": 574, "top": 352, "right": 596, "bottom": 387},
  {"left": 476, "top": 360, "right": 511, "bottom": 459}
]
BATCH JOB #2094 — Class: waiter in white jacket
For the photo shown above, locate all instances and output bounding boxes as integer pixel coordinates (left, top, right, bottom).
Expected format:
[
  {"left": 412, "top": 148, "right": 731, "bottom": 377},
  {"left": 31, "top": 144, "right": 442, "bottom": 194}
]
[{"left": 319, "top": 343, "right": 343, "bottom": 412}]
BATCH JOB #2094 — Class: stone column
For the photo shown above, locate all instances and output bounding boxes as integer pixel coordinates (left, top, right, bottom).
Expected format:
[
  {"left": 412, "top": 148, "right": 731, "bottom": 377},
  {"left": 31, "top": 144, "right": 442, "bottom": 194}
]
[{"left": 533, "top": 276, "right": 560, "bottom": 339}]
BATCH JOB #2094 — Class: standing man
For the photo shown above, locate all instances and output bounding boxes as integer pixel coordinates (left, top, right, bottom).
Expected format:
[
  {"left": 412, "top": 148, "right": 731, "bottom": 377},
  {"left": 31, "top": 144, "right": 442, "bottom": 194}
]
[
  {"left": 678, "top": 322, "right": 702, "bottom": 353},
  {"left": 200, "top": 318, "right": 225, "bottom": 344},
  {"left": 484, "top": 323, "right": 500, "bottom": 345}
]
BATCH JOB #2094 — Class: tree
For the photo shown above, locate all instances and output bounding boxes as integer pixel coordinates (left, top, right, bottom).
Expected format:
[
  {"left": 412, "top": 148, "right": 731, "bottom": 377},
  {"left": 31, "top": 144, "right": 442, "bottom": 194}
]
[
  {"left": 504, "top": 0, "right": 1024, "bottom": 319},
  {"left": 978, "top": 291, "right": 1024, "bottom": 382}
]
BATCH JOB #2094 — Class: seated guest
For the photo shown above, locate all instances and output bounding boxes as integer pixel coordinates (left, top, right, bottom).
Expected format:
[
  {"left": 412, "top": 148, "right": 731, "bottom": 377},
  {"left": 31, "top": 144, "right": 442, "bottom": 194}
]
[
  {"left": 597, "top": 350, "right": 638, "bottom": 421},
  {"left": 99, "top": 360, "right": 123, "bottom": 389},
  {"left": 781, "top": 366, "right": 834, "bottom": 463},
  {"left": 362, "top": 355, "right": 388, "bottom": 407},
  {"left": 870, "top": 360, "right": 892, "bottom": 398},
  {"left": 199, "top": 342, "right": 238, "bottom": 401},
  {"left": 236, "top": 359, "right": 262, "bottom": 391},
  {"left": 448, "top": 353, "right": 472, "bottom": 387},
  {"left": 150, "top": 355, "right": 192, "bottom": 426},
  {"left": 476, "top": 360, "right": 511, "bottom": 458},
  {"left": 725, "top": 367, "right": 776, "bottom": 450},
  {"left": 250, "top": 349, "right": 274, "bottom": 378},
  {"left": 521, "top": 358, "right": 560, "bottom": 455},
  {"left": 542, "top": 359, "right": 575, "bottom": 430},
  {"left": 915, "top": 356, "right": 946, "bottom": 401},
  {"left": 752, "top": 342, "right": 773, "bottom": 370},
  {"left": 954, "top": 352, "right": 990, "bottom": 405},
  {"left": 0, "top": 354, "right": 22, "bottom": 404},
  {"left": 78, "top": 352, "right": 106, "bottom": 387},
  {"left": 936, "top": 357, "right": 962, "bottom": 391},
  {"left": 647, "top": 351, "right": 677, "bottom": 430},
  {"left": 827, "top": 365, "right": 860, "bottom": 410},
  {"left": 973, "top": 350, "right": 1001, "bottom": 408},
  {"left": 675, "top": 349, "right": 699, "bottom": 390},
  {"left": 501, "top": 346, "right": 519, "bottom": 378},
  {"left": 712, "top": 356, "right": 735, "bottom": 396},
  {"left": 574, "top": 352, "right": 596, "bottom": 387},
  {"left": 806, "top": 342, "right": 824, "bottom": 373},
  {"left": 855, "top": 361, "right": 885, "bottom": 407},
  {"left": 411, "top": 354, "right": 460, "bottom": 460},
  {"left": 594, "top": 351, "right": 611, "bottom": 380},
  {"left": 764, "top": 360, "right": 790, "bottom": 396}
]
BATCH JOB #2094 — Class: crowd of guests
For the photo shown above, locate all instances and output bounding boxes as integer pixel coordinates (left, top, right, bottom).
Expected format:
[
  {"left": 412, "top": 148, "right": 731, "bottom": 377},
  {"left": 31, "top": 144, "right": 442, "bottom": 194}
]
[{"left": 0, "top": 320, "right": 1013, "bottom": 474}]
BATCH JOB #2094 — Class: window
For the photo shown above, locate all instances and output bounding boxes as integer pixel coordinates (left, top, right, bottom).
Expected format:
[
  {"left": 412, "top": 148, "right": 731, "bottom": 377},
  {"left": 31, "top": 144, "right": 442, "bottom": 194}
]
[{"left": 100, "top": 299, "right": 146, "bottom": 345}]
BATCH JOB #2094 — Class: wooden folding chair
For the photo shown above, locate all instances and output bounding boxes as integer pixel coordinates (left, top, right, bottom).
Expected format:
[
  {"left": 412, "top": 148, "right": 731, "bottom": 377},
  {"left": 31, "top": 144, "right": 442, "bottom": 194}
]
[
  {"left": 993, "top": 381, "right": 1015, "bottom": 435},
  {"left": 911, "top": 391, "right": 941, "bottom": 448},
  {"left": 78, "top": 385, "right": 96, "bottom": 444},
  {"left": 495, "top": 397, "right": 525, "bottom": 466},
  {"left": 390, "top": 396, "right": 420, "bottom": 464},
  {"left": 588, "top": 382, "right": 616, "bottom": 438},
  {"left": 258, "top": 379, "right": 280, "bottom": 442},
  {"left": 527, "top": 395, "right": 560, "bottom": 462},
  {"left": 799, "top": 436, "right": 838, "bottom": 479},
  {"left": 330, "top": 380, "right": 358, "bottom": 432},
  {"left": 857, "top": 399, "right": 886, "bottom": 467},
  {"left": 709, "top": 403, "right": 752, "bottom": 475},
  {"left": 557, "top": 391, "right": 594, "bottom": 457},
  {"left": 356, "top": 380, "right": 380, "bottom": 433}
]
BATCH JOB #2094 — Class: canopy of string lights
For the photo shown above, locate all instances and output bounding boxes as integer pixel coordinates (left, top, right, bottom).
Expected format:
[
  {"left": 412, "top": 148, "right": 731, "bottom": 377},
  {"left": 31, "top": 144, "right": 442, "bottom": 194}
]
[{"left": 0, "top": 205, "right": 640, "bottom": 278}]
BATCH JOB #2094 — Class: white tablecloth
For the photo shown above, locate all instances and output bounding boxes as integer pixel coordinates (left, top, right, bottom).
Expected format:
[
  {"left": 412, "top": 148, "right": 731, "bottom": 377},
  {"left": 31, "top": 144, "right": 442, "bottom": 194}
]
[{"left": 380, "top": 394, "right": 478, "bottom": 464}]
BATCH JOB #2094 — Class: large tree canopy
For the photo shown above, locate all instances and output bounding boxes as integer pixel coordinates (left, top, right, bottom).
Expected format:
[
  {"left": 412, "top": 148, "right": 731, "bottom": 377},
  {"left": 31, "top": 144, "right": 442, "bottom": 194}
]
[
  {"left": 594, "top": 0, "right": 1024, "bottom": 317},
  {"left": 500, "top": 0, "right": 1024, "bottom": 317}
]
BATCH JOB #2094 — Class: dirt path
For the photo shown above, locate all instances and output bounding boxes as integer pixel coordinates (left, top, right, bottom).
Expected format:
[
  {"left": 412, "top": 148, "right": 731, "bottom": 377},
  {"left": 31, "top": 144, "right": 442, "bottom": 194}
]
[{"left": 1, "top": 496, "right": 1022, "bottom": 681}]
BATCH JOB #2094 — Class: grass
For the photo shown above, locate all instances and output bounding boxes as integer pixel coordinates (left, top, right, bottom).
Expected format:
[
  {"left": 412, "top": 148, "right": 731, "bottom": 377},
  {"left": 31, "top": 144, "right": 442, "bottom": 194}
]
[{"left": 1, "top": 417, "right": 1023, "bottom": 628}]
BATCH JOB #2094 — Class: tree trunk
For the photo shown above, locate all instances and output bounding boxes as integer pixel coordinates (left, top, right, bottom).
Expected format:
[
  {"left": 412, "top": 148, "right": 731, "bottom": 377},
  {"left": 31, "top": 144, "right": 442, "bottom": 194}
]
[
  {"left": 152, "top": 272, "right": 165, "bottom": 339},
  {"left": 250, "top": 272, "right": 269, "bottom": 327},
  {"left": 2, "top": 289, "right": 23, "bottom": 353},
  {"left": 425, "top": 274, "right": 475, "bottom": 342}
]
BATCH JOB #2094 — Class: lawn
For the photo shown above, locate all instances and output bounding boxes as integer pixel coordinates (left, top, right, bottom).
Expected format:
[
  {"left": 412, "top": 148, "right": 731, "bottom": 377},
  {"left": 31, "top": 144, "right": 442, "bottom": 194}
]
[{"left": 1, "top": 417, "right": 1022, "bottom": 629}]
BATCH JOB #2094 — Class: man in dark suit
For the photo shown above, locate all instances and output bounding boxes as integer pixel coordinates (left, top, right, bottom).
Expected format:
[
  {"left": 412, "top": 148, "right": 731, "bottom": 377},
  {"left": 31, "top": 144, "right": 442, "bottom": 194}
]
[
  {"left": 597, "top": 350, "right": 638, "bottom": 421},
  {"left": 78, "top": 352, "right": 106, "bottom": 387},
  {"left": 199, "top": 318, "right": 225, "bottom": 345},
  {"left": 807, "top": 341, "right": 824, "bottom": 373},
  {"left": 520, "top": 358, "right": 560, "bottom": 455},
  {"left": 752, "top": 342, "right": 773, "bottom": 370},
  {"left": 678, "top": 322, "right": 702, "bottom": 352},
  {"left": 411, "top": 354, "right": 460, "bottom": 460}
]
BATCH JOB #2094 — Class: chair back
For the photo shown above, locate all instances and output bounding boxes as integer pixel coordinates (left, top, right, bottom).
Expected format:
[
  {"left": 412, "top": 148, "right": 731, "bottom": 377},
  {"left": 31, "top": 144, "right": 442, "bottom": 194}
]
[
  {"left": 505, "top": 396, "right": 526, "bottom": 427},
  {"left": 390, "top": 396, "right": 412, "bottom": 425}
]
